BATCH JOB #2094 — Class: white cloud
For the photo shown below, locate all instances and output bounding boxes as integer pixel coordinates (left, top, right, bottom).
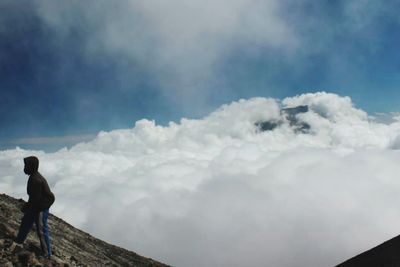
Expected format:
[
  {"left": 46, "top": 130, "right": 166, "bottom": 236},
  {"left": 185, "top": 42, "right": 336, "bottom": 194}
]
[{"left": 2, "top": 92, "right": 400, "bottom": 266}]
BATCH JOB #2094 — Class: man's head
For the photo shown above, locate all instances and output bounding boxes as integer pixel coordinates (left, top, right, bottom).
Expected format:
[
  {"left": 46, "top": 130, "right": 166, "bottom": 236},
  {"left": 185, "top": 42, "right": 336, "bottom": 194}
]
[{"left": 23, "top": 156, "right": 39, "bottom": 175}]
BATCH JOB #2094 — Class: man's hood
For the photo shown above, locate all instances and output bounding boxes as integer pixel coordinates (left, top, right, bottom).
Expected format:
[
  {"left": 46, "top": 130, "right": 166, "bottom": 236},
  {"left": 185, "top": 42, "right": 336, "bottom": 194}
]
[{"left": 24, "top": 156, "right": 39, "bottom": 175}]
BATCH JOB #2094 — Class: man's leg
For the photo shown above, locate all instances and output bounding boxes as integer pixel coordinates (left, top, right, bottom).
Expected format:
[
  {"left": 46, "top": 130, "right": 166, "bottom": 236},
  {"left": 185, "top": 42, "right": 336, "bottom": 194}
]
[
  {"left": 34, "top": 209, "right": 51, "bottom": 257},
  {"left": 15, "top": 209, "right": 35, "bottom": 244},
  {"left": 42, "top": 209, "right": 52, "bottom": 257}
]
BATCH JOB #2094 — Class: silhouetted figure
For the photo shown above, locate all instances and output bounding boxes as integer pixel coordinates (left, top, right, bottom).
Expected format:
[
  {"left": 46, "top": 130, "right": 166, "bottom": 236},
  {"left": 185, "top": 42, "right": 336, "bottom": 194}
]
[{"left": 15, "top": 156, "right": 55, "bottom": 258}]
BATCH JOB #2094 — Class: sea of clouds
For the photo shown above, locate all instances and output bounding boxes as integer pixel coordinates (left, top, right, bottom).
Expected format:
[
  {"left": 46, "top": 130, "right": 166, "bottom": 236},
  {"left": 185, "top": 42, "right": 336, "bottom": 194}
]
[{"left": 2, "top": 92, "right": 400, "bottom": 267}]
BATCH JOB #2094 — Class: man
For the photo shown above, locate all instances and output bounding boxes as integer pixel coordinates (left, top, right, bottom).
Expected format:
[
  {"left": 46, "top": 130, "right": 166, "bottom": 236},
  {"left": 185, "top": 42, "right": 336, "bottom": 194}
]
[{"left": 15, "top": 156, "right": 55, "bottom": 258}]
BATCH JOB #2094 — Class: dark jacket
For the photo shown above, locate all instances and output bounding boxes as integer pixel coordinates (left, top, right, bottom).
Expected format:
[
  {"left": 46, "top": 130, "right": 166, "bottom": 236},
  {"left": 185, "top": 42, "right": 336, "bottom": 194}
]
[{"left": 24, "top": 156, "right": 55, "bottom": 212}]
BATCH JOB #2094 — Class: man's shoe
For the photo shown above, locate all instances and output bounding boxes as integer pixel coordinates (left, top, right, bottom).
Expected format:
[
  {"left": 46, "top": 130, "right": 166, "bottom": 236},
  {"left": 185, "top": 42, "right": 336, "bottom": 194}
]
[{"left": 5, "top": 240, "right": 23, "bottom": 252}]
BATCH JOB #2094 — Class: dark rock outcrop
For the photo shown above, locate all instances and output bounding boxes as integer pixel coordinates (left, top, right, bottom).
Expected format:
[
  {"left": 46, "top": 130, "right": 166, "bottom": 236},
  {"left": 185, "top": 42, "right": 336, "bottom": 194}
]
[
  {"left": 255, "top": 105, "right": 311, "bottom": 133},
  {"left": 0, "top": 193, "right": 171, "bottom": 267},
  {"left": 255, "top": 120, "right": 282, "bottom": 132},
  {"left": 336, "top": 235, "right": 400, "bottom": 267},
  {"left": 282, "top": 105, "right": 310, "bottom": 133}
]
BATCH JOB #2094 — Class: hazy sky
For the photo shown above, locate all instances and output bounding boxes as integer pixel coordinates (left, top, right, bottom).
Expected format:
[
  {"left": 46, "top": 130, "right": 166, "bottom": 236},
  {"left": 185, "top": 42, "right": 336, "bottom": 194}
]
[{"left": 1, "top": 0, "right": 400, "bottom": 150}]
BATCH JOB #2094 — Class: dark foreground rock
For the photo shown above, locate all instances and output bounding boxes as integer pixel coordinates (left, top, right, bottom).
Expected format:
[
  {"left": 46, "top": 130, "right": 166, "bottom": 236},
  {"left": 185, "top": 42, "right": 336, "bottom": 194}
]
[
  {"left": 0, "top": 193, "right": 171, "bottom": 267},
  {"left": 336, "top": 235, "right": 400, "bottom": 267}
]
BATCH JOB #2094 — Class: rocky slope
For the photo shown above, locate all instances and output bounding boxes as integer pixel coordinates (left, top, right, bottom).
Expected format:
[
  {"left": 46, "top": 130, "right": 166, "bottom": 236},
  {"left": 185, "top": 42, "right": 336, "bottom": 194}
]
[
  {"left": 336, "top": 235, "right": 400, "bottom": 267},
  {"left": 0, "top": 193, "right": 170, "bottom": 267}
]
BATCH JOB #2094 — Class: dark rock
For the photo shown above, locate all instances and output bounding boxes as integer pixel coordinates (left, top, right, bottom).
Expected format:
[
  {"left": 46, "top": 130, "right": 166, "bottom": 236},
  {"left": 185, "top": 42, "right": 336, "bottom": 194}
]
[
  {"left": 17, "top": 251, "right": 35, "bottom": 265},
  {"left": 282, "top": 105, "right": 311, "bottom": 133},
  {"left": 281, "top": 105, "right": 309, "bottom": 116},
  {"left": 0, "top": 260, "right": 13, "bottom": 267},
  {"left": 0, "top": 222, "right": 16, "bottom": 238},
  {"left": 255, "top": 105, "right": 311, "bottom": 133},
  {"left": 336, "top": 234, "right": 400, "bottom": 267},
  {"left": 70, "top": 255, "right": 78, "bottom": 262},
  {"left": 255, "top": 121, "right": 281, "bottom": 131},
  {"left": 292, "top": 121, "right": 311, "bottom": 133}
]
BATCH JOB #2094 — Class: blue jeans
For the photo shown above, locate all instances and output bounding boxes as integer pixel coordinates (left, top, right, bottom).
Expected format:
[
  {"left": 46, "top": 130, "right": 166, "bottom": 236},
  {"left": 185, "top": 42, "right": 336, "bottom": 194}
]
[{"left": 15, "top": 208, "right": 52, "bottom": 257}]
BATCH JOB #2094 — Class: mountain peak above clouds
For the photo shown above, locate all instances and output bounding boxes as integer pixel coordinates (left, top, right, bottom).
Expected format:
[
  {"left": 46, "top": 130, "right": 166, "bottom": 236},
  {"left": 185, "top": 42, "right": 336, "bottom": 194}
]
[
  {"left": 72, "top": 92, "right": 388, "bottom": 154},
  {"left": 255, "top": 105, "right": 310, "bottom": 133},
  {"left": 72, "top": 92, "right": 400, "bottom": 155}
]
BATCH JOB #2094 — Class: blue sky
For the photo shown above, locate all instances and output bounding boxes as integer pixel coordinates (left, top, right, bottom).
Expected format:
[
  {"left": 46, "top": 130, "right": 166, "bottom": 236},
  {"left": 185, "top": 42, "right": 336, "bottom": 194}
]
[{"left": 1, "top": 0, "right": 400, "bottom": 151}]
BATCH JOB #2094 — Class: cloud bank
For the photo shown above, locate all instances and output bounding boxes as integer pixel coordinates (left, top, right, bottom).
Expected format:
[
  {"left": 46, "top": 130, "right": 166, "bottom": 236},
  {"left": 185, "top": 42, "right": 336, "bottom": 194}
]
[{"left": 2, "top": 92, "right": 400, "bottom": 266}]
